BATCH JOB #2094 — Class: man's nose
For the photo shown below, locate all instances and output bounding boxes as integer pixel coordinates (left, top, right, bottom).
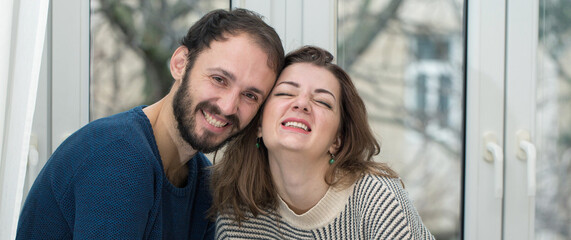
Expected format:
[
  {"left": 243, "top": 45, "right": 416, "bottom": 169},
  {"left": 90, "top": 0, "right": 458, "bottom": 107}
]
[{"left": 218, "top": 89, "right": 240, "bottom": 115}]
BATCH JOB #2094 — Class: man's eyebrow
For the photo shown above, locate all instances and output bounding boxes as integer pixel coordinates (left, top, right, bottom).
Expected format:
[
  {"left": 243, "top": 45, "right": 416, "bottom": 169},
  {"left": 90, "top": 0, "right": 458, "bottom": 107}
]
[
  {"left": 247, "top": 87, "right": 264, "bottom": 96},
  {"left": 208, "top": 67, "right": 236, "bottom": 81}
]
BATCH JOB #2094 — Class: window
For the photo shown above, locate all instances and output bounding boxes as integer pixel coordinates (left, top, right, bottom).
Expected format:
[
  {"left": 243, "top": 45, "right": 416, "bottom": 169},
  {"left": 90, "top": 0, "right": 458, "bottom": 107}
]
[
  {"left": 438, "top": 74, "right": 452, "bottom": 126},
  {"left": 337, "top": 0, "right": 465, "bottom": 238},
  {"left": 534, "top": 0, "right": 571, "bottom": 238},
  {"left": 90, "top": 0, "right": 229, "bottom": 119},
  {"left": 12, "top": 1, "right": 568, "bottom": 239}
]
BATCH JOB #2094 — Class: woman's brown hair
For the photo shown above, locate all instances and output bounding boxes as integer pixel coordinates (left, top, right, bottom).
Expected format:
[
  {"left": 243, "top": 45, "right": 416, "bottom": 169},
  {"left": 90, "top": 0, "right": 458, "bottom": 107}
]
[{"left": 209, "top": 46, "right": 398, "bottom": 224}]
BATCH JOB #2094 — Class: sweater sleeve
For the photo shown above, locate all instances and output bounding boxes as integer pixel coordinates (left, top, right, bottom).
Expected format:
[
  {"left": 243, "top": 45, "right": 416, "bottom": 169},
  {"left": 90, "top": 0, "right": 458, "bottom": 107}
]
[
  {"left": 70, "top": 139, "right": 155, "bottom": 239},
  {"left": 363, "top": 176, "right": 435, "bottom": 240}
]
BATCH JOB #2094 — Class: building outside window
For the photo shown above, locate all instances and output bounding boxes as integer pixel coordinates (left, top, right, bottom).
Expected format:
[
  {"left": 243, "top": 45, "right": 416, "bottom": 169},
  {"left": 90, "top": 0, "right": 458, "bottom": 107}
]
[{"left": 338, "top": 0, "right": 464, "bottom": 238}]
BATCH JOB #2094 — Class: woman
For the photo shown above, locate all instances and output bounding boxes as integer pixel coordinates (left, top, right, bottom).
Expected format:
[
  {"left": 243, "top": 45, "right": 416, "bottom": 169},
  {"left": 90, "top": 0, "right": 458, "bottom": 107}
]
[{"left": 211, "top": 46, "right": 434, "bottom": 239}]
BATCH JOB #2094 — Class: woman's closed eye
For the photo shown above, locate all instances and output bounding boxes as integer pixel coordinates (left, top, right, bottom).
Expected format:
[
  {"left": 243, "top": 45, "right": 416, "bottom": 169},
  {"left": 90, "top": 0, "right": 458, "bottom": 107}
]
[
  {"left": 316, "top": 100, "right": 333, "bottom": 109},
  {"left": 274, "top": 92, "right": 293, "bottom": 97}
]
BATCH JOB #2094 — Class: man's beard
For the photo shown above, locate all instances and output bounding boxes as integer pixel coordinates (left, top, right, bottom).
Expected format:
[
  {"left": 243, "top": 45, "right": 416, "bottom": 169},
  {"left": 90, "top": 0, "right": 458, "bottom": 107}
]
[{"left": 172, "top": 71, "right": 242, "bottom": 153}]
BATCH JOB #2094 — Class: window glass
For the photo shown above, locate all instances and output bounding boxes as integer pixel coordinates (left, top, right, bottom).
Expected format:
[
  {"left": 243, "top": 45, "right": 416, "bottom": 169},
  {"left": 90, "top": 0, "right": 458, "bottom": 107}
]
[
  {"left": 337, "top": 0, "right": 465, "bottom": 238},
  {"left": 536, "top": 0, "right": 571, "bottom": 238},
  {"left": 90, "top": 0, "right": 228, "bottom": 120}
]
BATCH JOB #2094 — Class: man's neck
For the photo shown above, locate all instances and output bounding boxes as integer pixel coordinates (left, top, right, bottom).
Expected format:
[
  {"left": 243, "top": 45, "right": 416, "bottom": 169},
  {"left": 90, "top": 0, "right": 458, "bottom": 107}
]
[{"left": 143, "top": 97, "right": 198, "bottom": 187}]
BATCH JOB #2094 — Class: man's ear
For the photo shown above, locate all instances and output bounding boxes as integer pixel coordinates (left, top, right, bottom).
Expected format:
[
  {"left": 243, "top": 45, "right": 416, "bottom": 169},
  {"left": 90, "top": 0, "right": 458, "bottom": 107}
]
[
  {"left": 170, "top": 46, "right": 188, "bottom": 82},
  {"left": 329, "top": 135, "right": 342, "bottom": 155}
]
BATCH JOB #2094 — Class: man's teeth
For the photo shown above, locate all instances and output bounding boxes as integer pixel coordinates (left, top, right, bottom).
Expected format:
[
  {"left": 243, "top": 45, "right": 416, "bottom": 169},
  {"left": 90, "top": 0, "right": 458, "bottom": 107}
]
[
  {"left": 284, "top": 122, "right": 309, "bottom": 131},
  {"left": 203, "top": 111, "right": 228, "bottom": 128}
]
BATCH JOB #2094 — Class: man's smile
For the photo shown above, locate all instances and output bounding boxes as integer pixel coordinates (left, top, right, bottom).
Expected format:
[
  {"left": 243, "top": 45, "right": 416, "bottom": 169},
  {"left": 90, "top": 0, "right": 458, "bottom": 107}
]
[{"left": 202, "top": 110, "right": 229, "bottom": 128}]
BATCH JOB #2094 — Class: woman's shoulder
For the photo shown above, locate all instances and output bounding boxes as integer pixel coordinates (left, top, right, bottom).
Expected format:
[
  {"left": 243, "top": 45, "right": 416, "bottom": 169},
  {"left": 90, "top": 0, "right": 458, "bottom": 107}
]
[
  {"left": 353, "top": 173, "right": 404, "bottom": 196},
  {"left": 350, "top": 174, "right": 410, "bottom": 224}
]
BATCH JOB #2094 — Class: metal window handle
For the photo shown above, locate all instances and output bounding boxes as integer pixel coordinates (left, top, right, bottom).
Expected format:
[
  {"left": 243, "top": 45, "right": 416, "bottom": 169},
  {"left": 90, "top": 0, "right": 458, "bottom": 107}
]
[
  {"left": 487, "top": 142, "right": 504, "bottom": 198},
  {"left": 516, "top": 130, "right": 536, "bottom": 197},
  {"left": 483, "top": 132, "right": 503, "bottom": 198},
  {"left": 28, "top": 134, "right": 39, "bottom": 167}
]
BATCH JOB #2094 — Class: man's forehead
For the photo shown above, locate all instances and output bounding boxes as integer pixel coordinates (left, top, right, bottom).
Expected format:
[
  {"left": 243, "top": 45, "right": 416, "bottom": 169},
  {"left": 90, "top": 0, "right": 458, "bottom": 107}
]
[{"left": 210, "top": 32, "right": 276, "bottom": 73}]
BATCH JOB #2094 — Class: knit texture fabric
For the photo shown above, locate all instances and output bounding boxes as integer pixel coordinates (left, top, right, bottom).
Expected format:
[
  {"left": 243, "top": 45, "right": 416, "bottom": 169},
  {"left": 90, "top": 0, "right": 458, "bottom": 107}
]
[
  {"left": 17, "top": 106, "right": 214, "bottom": 240},
  {"left": 216, "top": 174, "right": 434, "bottom": 239}
]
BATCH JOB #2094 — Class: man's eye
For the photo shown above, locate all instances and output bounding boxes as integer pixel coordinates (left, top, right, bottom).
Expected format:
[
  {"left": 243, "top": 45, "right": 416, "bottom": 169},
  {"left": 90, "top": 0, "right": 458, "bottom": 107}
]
[
  {"left": 212, "top": 76, "right": 225, "bottom": 84},
  {"left": 244, "top": 92, "right": 258, "bottom": 101}
]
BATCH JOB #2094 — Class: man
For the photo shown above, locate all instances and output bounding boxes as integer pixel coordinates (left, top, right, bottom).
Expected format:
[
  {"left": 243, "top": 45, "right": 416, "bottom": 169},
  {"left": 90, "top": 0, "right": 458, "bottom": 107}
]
[{"left": 17, "top": 9, "right": 284, "bottom": 239}]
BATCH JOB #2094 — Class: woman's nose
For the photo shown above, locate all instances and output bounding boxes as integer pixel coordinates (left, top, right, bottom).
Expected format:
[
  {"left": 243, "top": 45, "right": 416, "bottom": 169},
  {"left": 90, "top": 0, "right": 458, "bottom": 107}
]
[{"left": 292, "top": 97, "right": 310, "bottom": 113}]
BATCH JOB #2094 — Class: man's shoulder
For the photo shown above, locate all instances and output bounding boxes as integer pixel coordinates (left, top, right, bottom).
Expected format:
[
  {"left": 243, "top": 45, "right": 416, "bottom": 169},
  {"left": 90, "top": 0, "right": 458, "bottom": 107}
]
[
  {"left": 87, "top": 106, "right": 148, "bottom": 133},
  {"left": 65, "top": 106, "right": 152, "bottom": 147},
  {"left": 47, "top": 106, "right": 157, "bottom": 172}
]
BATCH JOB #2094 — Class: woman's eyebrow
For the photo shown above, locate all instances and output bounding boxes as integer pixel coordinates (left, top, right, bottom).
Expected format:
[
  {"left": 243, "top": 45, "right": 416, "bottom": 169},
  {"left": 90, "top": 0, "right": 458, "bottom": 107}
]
[
  {"left": 315, "top": 89, "right": 336, "bottom": 100},
  {"left": 276, "top": 81, "right": 299, "bottom": 88},
  {"left": 276, "top": 81, "right": 336, "bottom": 99}
]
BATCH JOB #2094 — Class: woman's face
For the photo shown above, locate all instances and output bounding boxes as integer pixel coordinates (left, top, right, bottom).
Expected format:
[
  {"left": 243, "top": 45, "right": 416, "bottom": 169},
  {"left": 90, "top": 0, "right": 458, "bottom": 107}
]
[{"left": 261, "top": 62, "right": 341, "bottom": 158}]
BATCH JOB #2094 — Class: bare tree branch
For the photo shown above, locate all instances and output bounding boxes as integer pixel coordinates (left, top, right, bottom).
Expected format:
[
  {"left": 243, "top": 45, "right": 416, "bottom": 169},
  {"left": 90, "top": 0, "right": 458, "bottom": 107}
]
[{"left": 338, "top": 0, "right": 404, "bottom": 68}]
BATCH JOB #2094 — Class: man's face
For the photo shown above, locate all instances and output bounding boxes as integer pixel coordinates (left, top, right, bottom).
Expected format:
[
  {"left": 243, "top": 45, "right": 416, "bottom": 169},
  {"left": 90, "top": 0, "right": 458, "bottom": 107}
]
[{"left": 173, "top": 34, "right": 277, "bottom": 153}]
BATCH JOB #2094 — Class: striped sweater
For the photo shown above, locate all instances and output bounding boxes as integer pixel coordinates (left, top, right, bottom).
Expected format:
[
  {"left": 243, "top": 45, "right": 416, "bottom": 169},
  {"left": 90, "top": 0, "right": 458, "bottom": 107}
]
[{"left": 216, "top": 174, "right": 434, "bottom": 239}]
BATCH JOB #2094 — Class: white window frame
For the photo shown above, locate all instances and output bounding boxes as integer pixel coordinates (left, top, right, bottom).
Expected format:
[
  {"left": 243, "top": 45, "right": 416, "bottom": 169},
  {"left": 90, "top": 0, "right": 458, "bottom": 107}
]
[
  {"left": 20, "top": 0, "right": 91, "bottom": 204},
  {"left": 21, "top": 0, "right": 91, "bottom": 203},
  {"left": 464, "top": 0, "right": 507, "bottom": 238},
  {"left": 503, "top": 0, "right": 539, "bottom": 238},
  {"left": 231, "top": 0, "right": 336, "bottom": 55},
  {"left": 465, "top": 0, "right": 541, "bottom": 239},
  {"left": 0, "top": 0, "right": 89, "bottom": 238},
  {"left": 50, "top": 0, "right": 90, "bottom": 151},
  {"left": 0, "top": 0, "right": 50, "bottom": 238}
]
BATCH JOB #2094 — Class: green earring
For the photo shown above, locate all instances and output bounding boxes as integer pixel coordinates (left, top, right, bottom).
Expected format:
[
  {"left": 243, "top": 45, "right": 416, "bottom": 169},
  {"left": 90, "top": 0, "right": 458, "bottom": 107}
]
[
  {"left": 256, "top": 137, "right": 261, "bottom": 149},
  {"left": 329, "top": 153, "right": 335, "bottom": 165}
]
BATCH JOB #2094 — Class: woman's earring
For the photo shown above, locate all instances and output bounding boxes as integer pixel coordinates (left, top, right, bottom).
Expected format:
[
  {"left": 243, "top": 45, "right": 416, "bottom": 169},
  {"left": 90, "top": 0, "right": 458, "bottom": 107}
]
[
  {"left": 256, "top": 137, "right": 261, "bottom": 149},
  {"left": 329, "top": 152, "right": 335, "bottom": 165}
]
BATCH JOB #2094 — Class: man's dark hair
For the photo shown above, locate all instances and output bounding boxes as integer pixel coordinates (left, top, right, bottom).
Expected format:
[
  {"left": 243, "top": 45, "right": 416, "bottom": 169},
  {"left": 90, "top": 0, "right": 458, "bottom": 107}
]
[{"left": 180, "top": 8, "right": 285, "bottom": 76}]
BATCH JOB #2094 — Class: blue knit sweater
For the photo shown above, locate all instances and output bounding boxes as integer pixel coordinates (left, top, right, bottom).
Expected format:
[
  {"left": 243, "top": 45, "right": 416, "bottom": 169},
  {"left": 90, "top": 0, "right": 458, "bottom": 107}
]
[{"left": 17, "top": 106, "right": 214, "bottom": 239}]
